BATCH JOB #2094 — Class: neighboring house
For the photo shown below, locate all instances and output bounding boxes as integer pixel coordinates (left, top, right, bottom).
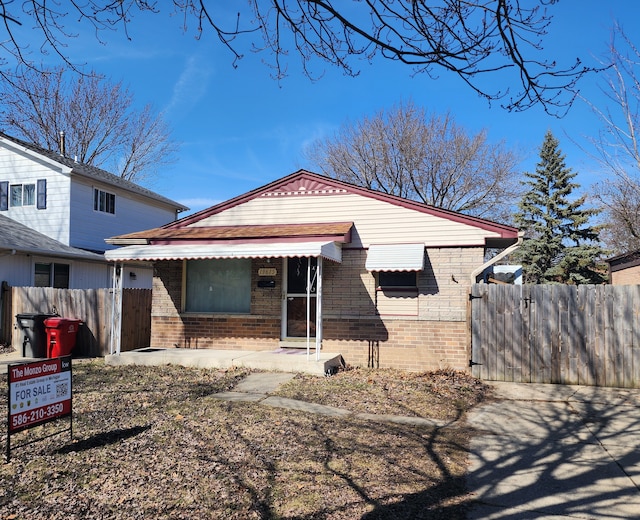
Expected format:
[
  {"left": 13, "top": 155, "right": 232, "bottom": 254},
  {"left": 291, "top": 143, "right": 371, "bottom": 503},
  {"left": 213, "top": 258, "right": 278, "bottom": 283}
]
[
  {"left": 105, "top": 170, "right": 519, "bottom": 372},
  {"left": 0, "top": 213, "right": 106, "bottom": 288},
  {"left": 606, "top": 251, "right": 640, "bottom": 285},
  {"left": 0, "top": 132, "right": 188, "bottom": 289},
  {"left": 0, "top": 214, "right": 107, "bottom": 343}
]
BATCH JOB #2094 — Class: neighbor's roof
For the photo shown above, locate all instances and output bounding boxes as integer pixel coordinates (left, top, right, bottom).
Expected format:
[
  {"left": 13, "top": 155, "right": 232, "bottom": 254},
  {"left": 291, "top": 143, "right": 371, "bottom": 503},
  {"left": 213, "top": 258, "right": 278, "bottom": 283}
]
[
  {"left": 0, "top": 132, "right": 189, "bottom": 212},
  {"left": 0, "top": 214, "right": 105, "bottom": 262},
  {"left": 606, "top": 250, "right": 640, "bottom": 272}
]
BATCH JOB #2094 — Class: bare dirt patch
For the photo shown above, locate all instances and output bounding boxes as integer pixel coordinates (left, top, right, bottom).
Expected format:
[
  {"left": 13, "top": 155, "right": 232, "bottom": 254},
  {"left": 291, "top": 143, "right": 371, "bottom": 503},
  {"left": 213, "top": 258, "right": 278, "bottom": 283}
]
[{"left": 0, "top": 361, "right": 491, "bottom": 519}]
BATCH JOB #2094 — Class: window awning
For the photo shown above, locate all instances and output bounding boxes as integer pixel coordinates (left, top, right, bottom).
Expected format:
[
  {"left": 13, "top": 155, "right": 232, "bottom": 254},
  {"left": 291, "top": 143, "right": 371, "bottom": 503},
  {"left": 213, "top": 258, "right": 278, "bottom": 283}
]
[
  {"left": 104, "top": 241, "right": 343, "bottom": 263},
  {"left": 365, "top": 243, "right": 425, "bottom": 271}
]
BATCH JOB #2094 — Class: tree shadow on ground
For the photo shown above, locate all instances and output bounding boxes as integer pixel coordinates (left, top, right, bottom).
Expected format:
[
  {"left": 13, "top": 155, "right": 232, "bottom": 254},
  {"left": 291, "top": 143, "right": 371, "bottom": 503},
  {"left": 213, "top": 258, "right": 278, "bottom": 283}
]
[
  {"left": 56, "top": 424, "right": 151, "bottom": 453},
  {"left": 463, "top": 385, "right": 640, "bottom": 518}
]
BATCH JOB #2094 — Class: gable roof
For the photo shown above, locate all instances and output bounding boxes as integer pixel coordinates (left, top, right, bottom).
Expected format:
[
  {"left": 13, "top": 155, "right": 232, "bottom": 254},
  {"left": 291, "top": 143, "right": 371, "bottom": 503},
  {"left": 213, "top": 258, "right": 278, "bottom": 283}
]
[
  {"left": 0, "top": 132, "right": 189, "bottom": 213},
  {"left": 164, "top": 169, "right": 518, "bottom": 245},
  {"left": 0, "top": 214, "right": 105, "bottom": 262}
]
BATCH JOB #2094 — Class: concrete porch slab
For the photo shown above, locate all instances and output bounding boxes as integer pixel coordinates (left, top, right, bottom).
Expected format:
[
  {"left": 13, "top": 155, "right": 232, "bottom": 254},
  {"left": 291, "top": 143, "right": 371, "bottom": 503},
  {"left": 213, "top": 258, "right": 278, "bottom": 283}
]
[{"left": 104, "top": 347, "right": 345, "bottom": 376}]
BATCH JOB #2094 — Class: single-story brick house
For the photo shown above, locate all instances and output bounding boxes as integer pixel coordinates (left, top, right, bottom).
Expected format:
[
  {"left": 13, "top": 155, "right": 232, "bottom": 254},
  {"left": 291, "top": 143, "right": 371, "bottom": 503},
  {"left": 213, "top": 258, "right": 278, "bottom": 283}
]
[{"left": 105, "top": 170, "right": 519, "bottom": 372}]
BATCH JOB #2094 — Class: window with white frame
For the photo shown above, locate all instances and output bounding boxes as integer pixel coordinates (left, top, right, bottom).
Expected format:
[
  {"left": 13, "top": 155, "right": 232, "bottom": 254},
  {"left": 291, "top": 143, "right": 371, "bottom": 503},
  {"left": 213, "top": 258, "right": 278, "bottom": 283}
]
[
  {"left": 93, "top": 188, "right": 116, "bottom": 214},
  {"left": 10, "top": 183, "right": 36, "bottom": 207},
  {"left": 1, "top": 180, "right": 46, "bottom": 210},
  {"left": 184, "top": 258, "right": 251, "bottom": 313},
  {"left": 35, "top": 262, "right": 70, "bottom": 289}
]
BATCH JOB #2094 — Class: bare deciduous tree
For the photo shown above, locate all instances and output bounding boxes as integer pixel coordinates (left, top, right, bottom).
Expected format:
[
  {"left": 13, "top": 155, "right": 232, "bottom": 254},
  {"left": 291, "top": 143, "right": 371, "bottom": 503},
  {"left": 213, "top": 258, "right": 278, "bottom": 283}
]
[
  {"left": 306, "top": 101, "right": 522, "bottom": 222},
  {"left": 585, "top": 22, "right": 640, "bottom": 254},
  {"left": 0, "top": 1, "right": 599, "bottom": 114},
  {"left": 0, "top": 67, "right": 176, "bottom": 182}
]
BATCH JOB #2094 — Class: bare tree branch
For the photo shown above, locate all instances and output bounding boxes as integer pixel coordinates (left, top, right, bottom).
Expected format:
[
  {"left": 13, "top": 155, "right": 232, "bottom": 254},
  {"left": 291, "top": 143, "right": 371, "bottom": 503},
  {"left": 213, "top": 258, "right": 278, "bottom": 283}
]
[
  {"left": 584, "top": 21, "right": 640, "bottom": 253},
  {"left": 306, "top": 100, "right": 522, "bottom": 222},
  {"left": 0, "top": 1, "right": 602, "bottom": 115},
  {"left": 0, "top": 66, "right": 178, "bottom": 182}
]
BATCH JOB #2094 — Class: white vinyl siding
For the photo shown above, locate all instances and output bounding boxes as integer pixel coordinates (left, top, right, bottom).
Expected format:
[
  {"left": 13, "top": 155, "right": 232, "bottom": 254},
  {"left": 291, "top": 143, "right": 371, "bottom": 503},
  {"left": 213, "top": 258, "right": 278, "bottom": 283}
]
[
  {"left": 193, "top": 194, "right": 501, "bottom": 247},
  {"left": 69, "top": 179, "right": 177, "bottom": 252},
  {"left": 1, "top": 252, "right": 111, "bottom": 289},
  {"left": 0, "top": 146, "right": 71, "bottom": 244}
]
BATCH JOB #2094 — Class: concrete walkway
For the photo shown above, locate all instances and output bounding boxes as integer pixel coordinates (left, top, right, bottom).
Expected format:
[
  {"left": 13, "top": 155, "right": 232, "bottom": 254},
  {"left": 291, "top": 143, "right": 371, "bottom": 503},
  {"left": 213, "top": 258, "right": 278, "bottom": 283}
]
[
  {"left": 466, "top": 381, "right": 640, "bottom": 519},
  {"left": 211, "top": 372, "right": 446, "bottom": 428}
]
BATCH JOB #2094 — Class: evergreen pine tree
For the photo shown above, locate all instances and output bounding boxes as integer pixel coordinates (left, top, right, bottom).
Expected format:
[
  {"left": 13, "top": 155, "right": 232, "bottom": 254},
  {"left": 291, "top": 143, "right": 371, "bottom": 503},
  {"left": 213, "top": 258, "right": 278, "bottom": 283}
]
[{"left": 514, "top": 130, "right": 607, "bottom": 284}]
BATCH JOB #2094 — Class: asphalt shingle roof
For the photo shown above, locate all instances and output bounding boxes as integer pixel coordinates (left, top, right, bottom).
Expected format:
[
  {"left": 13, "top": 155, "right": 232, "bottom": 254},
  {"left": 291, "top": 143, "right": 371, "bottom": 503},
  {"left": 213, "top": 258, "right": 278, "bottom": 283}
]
[{"left": 0, "top": 214, "right": 105, "bottom": 262}]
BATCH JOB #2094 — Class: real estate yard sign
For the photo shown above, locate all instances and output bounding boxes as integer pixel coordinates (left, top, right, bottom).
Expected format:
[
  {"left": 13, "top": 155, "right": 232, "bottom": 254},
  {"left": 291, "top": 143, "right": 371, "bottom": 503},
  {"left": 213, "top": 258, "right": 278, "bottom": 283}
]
[{"left": 7, "top": 356, "right": 72, "bottom": 461}]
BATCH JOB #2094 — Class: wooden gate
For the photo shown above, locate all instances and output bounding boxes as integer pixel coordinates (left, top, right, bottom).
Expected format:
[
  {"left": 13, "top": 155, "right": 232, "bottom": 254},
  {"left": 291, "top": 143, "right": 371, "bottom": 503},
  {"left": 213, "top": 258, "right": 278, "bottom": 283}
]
[
  {"left": 470, "top": 284, "right": 640, "bottom": 388},
  {"left": 9, "top": 287, "right": 152, "bottom": 356}
]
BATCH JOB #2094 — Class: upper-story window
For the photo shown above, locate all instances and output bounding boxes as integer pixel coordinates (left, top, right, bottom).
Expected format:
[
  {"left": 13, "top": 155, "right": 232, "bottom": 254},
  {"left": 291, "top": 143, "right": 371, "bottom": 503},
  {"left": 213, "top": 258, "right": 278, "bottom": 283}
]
[
  {"left": 10, "top": 183, "right": 35, "bottom": 207},
  {"left": 94, "top": 188, "right": 116, "bottom": 214},
  {"left": 0, "top": 180, "right": 46, "bottom": 210}
]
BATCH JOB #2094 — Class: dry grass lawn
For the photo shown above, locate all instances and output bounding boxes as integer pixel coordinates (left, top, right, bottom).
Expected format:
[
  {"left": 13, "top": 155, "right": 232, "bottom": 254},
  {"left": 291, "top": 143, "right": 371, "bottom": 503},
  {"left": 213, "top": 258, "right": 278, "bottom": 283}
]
[{"left": 0, "top": 360, "right": 492, "bottom": 519}]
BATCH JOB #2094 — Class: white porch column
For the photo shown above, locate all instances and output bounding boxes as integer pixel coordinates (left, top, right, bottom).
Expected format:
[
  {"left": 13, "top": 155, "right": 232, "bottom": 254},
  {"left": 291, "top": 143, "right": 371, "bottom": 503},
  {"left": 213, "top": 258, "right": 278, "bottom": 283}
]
[
  {"left": 306, "top": 256, "right": 311, "bottom": 359},
  {"left": 315, "top": 256, "right": 323, "bottom": 361},
  {"left": 109, "top": 263, "right": 123, "bottom": 355}
]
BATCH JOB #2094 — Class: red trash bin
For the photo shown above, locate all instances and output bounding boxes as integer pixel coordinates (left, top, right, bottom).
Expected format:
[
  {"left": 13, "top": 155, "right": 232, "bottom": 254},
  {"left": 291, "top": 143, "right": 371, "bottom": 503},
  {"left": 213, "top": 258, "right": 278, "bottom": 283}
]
[{"left": 44, "top": 317, "right": 82, "bottom": 358}]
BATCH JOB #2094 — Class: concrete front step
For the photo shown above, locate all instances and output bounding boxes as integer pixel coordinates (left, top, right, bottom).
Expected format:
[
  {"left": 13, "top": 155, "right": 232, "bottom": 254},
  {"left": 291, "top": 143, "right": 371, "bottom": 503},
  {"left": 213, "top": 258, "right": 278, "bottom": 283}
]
[{"left": 105, "top": 347, "right": 345, "bottom": 376}]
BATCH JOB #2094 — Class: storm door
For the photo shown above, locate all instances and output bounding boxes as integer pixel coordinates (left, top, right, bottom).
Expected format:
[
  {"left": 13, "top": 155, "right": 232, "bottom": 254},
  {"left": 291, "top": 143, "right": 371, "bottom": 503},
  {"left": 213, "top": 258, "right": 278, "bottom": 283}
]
[{"left": 283, "top": 257, "right": 317, "bottom": 338}]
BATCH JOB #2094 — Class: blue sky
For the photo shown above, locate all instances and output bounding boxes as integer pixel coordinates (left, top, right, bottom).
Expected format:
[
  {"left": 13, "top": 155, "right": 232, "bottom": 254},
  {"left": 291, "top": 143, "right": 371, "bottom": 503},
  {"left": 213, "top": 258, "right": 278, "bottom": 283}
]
[{"left": 19, "top": 3, "right": 640, "bottom": 215}]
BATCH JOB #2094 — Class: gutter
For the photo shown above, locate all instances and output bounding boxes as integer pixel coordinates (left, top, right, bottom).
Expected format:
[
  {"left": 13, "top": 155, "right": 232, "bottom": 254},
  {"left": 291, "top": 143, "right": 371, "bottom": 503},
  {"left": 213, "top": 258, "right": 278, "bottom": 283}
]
[{"left": 469, "top": 231, "right": 524, "bottom": 285}]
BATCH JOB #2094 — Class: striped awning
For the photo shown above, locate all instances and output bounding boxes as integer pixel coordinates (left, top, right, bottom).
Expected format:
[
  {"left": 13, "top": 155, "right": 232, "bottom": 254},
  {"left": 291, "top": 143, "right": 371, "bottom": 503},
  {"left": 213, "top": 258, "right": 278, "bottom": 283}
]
[
  {"left": 365, "top": 243, "right": 425, "bottom": 271},
  {"left": 104, "top": 241, "right": 343, "bottom": 263}
]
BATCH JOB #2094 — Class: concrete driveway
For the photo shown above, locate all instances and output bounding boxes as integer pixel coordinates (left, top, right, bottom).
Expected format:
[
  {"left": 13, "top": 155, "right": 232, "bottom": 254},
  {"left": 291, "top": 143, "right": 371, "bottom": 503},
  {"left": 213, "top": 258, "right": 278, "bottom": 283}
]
[{"left": 466, "top": 382, "right": 640, "bottom": 519}]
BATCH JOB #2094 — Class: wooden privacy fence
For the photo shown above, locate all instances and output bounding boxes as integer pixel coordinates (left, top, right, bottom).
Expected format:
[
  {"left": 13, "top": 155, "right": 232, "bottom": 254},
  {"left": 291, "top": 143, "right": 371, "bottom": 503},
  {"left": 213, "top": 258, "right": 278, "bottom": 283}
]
[
  {"left": 9, "top": 287, "right": 151, "bottom": 356},
  {"left": 470, "top": 284, "right": 640, "bottom": 388}
]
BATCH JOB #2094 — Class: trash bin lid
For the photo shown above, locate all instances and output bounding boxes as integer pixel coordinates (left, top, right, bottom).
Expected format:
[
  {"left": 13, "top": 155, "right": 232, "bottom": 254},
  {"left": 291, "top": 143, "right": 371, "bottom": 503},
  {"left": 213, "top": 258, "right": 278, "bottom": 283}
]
[
  {"left": 17, "top": 312, "right": 57, "bottom": 319},
  {"left": 44, "top": 317, "right": 81, "bottom": 327}
]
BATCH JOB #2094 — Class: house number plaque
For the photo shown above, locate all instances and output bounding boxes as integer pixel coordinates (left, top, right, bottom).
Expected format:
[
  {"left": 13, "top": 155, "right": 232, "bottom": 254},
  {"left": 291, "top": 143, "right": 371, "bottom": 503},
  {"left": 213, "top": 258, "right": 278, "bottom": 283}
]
[{"left": 258, "top": 268, "right": 277, "bottom": 277}]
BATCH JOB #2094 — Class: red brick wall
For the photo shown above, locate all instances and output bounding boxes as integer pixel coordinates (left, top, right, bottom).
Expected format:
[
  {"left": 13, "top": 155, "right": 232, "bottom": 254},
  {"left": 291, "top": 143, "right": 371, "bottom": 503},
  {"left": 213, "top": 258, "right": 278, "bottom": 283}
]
[{"left": 149, "top": 249, "right": 481, "bottom": 372}]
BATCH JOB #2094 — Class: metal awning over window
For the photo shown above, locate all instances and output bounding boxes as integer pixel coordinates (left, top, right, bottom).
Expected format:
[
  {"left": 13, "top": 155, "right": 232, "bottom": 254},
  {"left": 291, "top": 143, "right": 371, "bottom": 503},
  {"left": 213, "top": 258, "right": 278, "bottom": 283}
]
[
  {"left": 104, "top": 241, "right": 343, "bottom": 263},
  {"left": 365, "top": 243, "right": 425, "bottom": 271}
]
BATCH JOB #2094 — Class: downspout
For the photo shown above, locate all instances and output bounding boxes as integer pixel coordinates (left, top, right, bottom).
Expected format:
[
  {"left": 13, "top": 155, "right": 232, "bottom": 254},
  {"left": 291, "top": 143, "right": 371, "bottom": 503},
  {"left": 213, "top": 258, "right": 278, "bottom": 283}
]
[{"left": 469, "top": 231, "right": 524, "bottom": 285}]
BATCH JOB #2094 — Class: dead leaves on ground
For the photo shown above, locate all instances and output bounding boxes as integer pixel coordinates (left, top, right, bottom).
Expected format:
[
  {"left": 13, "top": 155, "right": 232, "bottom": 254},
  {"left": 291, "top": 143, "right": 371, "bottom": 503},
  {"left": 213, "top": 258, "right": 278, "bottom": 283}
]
[{"left": 0, "top": 362, "right": 485, "bottom": 519}]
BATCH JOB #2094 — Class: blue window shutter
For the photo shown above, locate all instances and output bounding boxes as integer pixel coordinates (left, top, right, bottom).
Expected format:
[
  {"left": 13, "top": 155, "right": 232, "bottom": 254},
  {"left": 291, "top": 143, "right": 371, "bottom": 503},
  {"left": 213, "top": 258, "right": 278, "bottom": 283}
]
[
  {"left": 0, "top": 181, "right": 8, "bottom": 211},
  {"left": 37, "top": 179, "right": 47, "bottom": 209}
]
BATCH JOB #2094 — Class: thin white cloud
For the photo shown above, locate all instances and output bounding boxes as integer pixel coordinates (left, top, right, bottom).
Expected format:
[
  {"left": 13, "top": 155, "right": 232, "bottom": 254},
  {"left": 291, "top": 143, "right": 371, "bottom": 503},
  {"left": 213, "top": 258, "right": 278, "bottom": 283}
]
[{"left": 165, "top": 54, "right": 212, "bottom": 117}]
